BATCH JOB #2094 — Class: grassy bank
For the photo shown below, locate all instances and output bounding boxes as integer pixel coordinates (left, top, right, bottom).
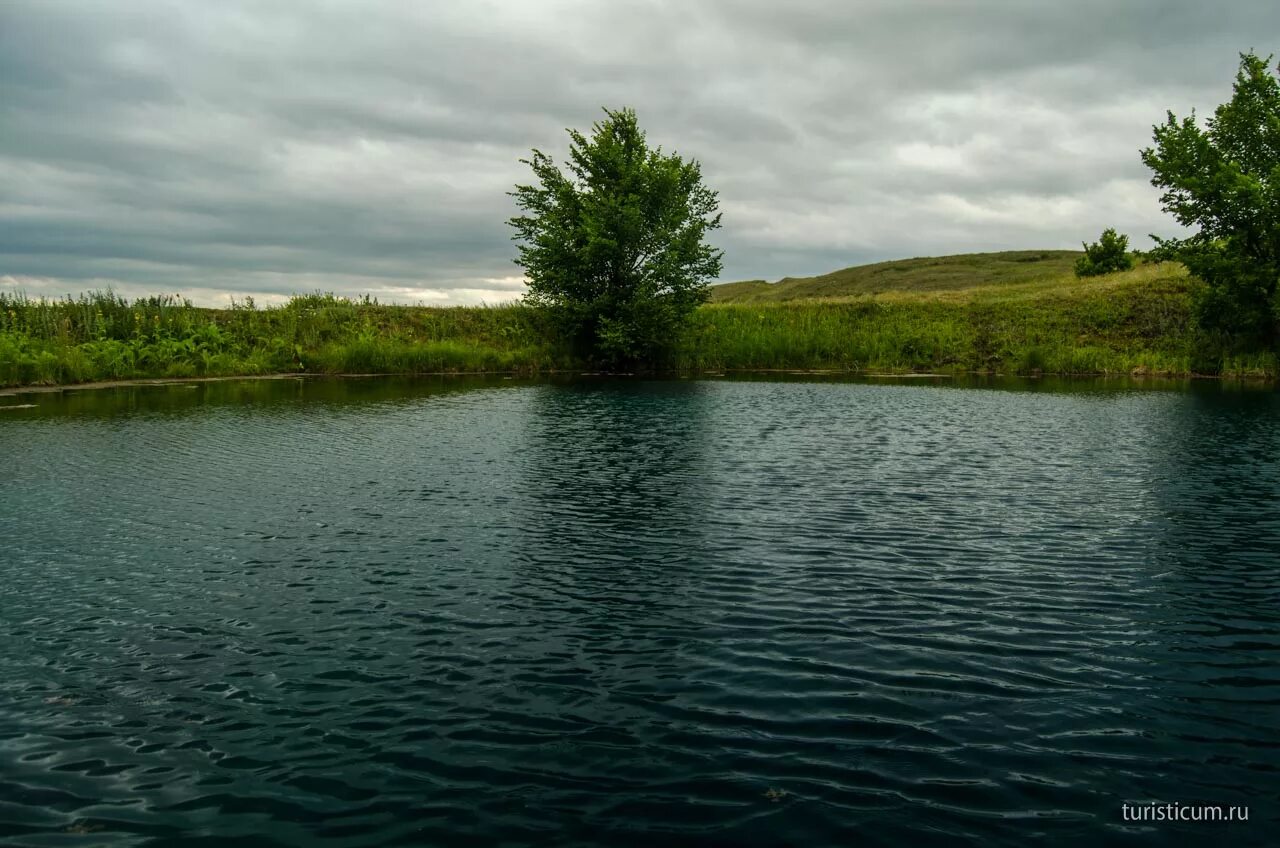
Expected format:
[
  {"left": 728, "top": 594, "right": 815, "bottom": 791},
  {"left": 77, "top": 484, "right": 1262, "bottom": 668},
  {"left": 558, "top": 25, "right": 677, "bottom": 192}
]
[
  {"left": 685, "top": 261, "right": 1276, "bottom": 377},
  {"left": 0, "top": 292, "right": 570, "bottom": 387},
  {"left": 3, "top": 254, "right": 1277, "bottom": 388}
]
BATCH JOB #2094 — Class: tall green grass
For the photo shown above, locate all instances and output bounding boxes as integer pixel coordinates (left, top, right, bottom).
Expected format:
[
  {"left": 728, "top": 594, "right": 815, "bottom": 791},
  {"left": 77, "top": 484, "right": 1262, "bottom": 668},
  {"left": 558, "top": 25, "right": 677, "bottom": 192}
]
[
  {"left": 676, "top": 263, "right": 1277, "bottom": 377},
  {"left": 2, "top": 261, "right": 1276, "bottom": 388},
  {"left": 0, "top": 291, "right": 569, "bottom": 387}
]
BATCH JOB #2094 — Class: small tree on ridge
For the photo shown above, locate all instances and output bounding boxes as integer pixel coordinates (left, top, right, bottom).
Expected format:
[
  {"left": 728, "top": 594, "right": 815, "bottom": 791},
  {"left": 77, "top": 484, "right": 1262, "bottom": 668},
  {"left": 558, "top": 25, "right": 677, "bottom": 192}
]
[{"left": 1075, "top": 228, "right": 1133, "bottom": 277}]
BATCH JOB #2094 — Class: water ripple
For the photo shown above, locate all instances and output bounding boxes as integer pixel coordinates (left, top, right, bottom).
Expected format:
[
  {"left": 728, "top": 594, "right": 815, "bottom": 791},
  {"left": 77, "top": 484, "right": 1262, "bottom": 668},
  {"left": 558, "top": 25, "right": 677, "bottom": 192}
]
[{"left": 1, "top": 377, "right": 1278, "bottom": 845}]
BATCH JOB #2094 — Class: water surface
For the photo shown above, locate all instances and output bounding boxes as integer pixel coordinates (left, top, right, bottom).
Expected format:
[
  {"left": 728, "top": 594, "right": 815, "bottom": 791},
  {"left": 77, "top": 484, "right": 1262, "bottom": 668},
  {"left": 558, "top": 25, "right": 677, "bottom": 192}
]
[{"left": 2, "top": 376, "right": 1278, "bottom": 845}]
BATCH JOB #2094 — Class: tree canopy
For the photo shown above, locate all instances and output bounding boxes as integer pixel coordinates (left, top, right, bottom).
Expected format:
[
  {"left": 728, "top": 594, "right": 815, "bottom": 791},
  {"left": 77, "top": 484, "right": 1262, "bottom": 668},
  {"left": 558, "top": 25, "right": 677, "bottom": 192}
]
[
  {"left": 508, "top": 108, "right": 723, "bottom": 367},
  {"left": 1141, "top": 52, "right": 1280, "bottom": 343}
]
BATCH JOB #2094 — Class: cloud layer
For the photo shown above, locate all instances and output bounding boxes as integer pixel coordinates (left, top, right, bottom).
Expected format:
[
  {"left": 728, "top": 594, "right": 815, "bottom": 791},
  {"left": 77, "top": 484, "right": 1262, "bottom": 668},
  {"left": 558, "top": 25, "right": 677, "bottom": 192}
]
[{"left": 2, "top": 1, "right": 1276, "bottom": 305}]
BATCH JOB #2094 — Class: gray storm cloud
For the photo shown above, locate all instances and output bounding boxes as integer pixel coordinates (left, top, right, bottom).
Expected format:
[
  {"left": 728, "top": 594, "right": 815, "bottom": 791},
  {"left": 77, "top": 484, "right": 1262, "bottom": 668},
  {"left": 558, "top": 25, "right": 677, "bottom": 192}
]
[{"left": 1, "top": 0, "right": 1275, "bottom": 305}]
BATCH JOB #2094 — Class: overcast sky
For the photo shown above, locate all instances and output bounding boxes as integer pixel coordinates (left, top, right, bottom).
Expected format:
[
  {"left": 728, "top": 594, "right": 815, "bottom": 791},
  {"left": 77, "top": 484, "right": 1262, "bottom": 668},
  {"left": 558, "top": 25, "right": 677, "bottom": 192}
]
[{"left": 2, "top": 1, "right": 1276, "bottom": 306}]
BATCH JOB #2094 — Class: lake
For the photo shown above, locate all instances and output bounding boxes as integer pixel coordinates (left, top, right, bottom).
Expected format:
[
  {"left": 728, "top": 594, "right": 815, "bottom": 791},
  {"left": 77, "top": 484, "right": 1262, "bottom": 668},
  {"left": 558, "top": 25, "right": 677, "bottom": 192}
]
[{"left": 1, "top": 375, "right": 1278, "bottom": 846}]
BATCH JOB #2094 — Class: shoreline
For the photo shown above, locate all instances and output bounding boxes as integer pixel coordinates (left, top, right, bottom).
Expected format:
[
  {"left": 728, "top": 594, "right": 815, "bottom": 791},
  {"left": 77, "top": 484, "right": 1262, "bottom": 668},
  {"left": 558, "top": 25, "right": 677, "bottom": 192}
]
[
  {"left": 0, "top": 372, "right": 311, "bottom": 397},
  {"left": 2, "top": 367, "right": 1270, "bottom": 398}
]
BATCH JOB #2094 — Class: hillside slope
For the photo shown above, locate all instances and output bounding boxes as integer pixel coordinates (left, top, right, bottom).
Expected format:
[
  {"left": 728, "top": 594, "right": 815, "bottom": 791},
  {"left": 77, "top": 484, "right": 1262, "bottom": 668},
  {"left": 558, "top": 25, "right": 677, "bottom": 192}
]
[
  {"left": 678, "top": 261, "right": 1269, "bottom": 376},
  {"left": 711, "top": 250, "right": 1082, "bottom": 303}
]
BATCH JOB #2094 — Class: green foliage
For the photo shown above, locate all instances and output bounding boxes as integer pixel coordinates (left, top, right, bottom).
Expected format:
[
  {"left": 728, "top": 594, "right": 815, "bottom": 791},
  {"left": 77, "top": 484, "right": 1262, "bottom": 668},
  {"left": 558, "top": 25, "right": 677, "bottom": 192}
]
[
  {"left": 1075, "top": 228, "right": 1134, "bottom": 277},
  {"left": 509, "top": 107, "right": 723, "bottom": 367},
  {"left": 1141, "top": 51, "right": 1280, "bottom": 344},
  {"left": 3, "top": 257, "right": 1275, "bottom": 388},
  {"left": 675, "top": 263, "right": 1211, "bottom": 376},
  {"left": 0, "top": 290, "right": 569, "bottom": 387}
]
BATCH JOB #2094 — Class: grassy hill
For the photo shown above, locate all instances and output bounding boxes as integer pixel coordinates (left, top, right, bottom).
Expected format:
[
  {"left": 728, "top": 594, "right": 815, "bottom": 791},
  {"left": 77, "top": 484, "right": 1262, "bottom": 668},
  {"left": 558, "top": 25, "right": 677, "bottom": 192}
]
[
  {"left": 686, "top": 250, "right": 1280, "bottom": 378},
  {"left": 677, "top": 260, "right": 1267, "bottom": 376},
  {"left": 711, "top": 250, "right": 1082, "bottom": 303}
]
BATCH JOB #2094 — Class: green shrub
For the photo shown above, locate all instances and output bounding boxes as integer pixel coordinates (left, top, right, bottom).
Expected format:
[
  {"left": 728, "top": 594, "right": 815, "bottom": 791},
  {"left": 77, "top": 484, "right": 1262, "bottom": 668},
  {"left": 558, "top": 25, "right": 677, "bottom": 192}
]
[{"left": 1075, "top": 228, "right": 1134, "bottom": 277}]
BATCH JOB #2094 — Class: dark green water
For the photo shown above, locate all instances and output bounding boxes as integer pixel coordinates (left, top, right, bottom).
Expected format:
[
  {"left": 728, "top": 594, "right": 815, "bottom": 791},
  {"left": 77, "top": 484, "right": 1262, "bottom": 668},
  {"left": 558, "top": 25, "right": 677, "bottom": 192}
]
[{"left": 1, "top": 376, "right": 1278, "bottom": 846}]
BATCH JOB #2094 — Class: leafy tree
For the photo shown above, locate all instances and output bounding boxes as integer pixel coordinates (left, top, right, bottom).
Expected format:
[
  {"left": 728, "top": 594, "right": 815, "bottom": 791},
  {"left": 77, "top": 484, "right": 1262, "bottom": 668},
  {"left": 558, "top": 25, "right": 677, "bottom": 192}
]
[
  {"left": 1141, "top": 52, "right": 1280, "bottom": 343},
  {"left": 1075, "top": 228, "right": 1134, "bottom": 277},
  {"left": 508, "top": 108, "right": 723, "bottom": 367}
]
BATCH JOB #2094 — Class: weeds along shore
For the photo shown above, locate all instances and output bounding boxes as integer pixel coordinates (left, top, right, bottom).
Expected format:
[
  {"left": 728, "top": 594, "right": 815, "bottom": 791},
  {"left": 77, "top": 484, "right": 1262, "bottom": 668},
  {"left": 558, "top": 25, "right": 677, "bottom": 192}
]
[
  {"left": 0, "top": 292, "right": 570, "bottom": 387},
  {"left": 2, "top": 262, "right": 1276, "bottom": 388}
]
